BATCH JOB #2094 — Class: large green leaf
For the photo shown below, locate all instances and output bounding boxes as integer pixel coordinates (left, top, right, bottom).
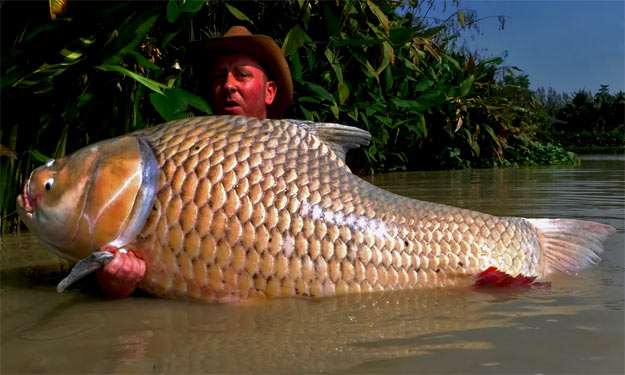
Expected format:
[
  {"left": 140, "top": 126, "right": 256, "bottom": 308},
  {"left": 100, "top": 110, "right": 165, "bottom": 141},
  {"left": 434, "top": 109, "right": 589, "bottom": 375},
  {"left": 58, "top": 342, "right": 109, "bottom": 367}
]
[
  {"left": 325, "top": 48, "right": 343, "bottom": 84},
  {"left": 414, "top": 78, "right": 433, "bottom": 92},
  {"left": 375, "top": 41, "right": 392, "bottom": 77},
  {"left": 149, "top": 89, "right": 186, "bottom": 121},
  {"left": 301, "top": 81, "right": 336, "bottom": 103},
  {"left": 459, "top": 75, "right": 475, "bottom": 97},
  {"left": 178, "top": 89, "right": 212, "bottom": 114},
  {"left": 166, "top": 0, "right": 204, "bottom": 23},
  {"left": 288, "top": 50, "right": 302, "bottom": 81},
  {"left": 389, "top": 26, "right": 418, "bottom": 44},
  {"left": 95, "top": 65, "right": 167, "bottom": 93},
  {"left": 338, "top": 81, "right": 350, "bottom": 105},
  {"left": 130, "top": 51, "right": 163, "bottom": 72},
  {"left": 442, "top": 54, "right": 461, "bottom": 71},
  {"left": 482, "top": 124, "right": 501, "bottom": 146},
  {"left": 281, "top": 25, "right": 310, "bottom": 57},
  {"left": 224, "top": 3, "right": 253, "bottom": 25},
  {"left": 366, "top": 0, "right": 389, "bottom": 34},
  {"left": 383, "top": 66, "right": 393, "bottom": 92}
]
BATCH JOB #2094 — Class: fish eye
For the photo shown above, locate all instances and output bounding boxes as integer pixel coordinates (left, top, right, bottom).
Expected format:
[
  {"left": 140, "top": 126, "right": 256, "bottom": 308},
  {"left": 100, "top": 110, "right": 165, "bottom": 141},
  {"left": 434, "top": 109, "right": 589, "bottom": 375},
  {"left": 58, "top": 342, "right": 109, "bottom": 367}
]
[
  {"left": 45, "top": 159, "right": 55, "bottom": 168},
  {"left": 44, "top": 178, "right": 54, "bottom": 191}
]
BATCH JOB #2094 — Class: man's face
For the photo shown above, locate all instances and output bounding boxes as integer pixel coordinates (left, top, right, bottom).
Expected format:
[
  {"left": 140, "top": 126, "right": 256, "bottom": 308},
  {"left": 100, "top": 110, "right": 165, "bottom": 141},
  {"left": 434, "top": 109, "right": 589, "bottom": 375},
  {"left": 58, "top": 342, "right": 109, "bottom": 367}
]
[{"left": 210, "top": 54, "right": 277, "bottom": 118}]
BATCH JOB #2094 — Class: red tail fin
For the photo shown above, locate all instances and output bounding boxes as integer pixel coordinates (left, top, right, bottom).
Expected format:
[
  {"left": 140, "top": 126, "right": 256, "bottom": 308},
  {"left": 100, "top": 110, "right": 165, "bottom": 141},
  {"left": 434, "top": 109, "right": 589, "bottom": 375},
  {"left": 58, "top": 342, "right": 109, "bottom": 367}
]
[{"left": 474, "top": 267, "right": 549, "bottom": 288}]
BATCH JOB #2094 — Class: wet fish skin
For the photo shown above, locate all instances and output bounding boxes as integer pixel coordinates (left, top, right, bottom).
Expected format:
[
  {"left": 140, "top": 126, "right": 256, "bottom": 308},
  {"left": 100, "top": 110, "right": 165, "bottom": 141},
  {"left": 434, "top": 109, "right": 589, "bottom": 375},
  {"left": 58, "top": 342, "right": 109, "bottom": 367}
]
[
  {"left": 17, "top": 116, "right": 615, "bottom": 302},
  {"left": 126, "top": 116, "right": 612, "bottom": 301}
]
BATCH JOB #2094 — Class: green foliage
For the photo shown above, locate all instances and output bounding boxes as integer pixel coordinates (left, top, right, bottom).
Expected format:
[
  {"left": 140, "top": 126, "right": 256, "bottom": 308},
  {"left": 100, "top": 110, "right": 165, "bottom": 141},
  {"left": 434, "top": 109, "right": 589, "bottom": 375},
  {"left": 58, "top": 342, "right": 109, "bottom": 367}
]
[
  {"left": 0, "top": 0, "right": 585, "bottom": 232},
  {"left": 535, "top": 85, "right": 625, "bottom": 152},
  {"left": 279, "top": 2, "right": 561, "bottom": 173},
  {"left": 0, "top": 1, "right": 211, "bottom": 231},
  {"left": 556, "top": 87, "right": 624, "bottom": 132}
]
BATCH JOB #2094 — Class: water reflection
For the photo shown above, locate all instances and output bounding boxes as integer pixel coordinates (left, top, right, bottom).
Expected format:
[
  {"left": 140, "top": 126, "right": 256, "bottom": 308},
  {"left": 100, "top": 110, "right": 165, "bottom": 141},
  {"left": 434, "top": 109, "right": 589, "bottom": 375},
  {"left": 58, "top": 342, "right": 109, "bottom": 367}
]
[
  {"left": 1, "top": 155, "right": 623, "bottom": 373},
  {"left": 2, "top": 271, "right": 603, "bottom": 373}
]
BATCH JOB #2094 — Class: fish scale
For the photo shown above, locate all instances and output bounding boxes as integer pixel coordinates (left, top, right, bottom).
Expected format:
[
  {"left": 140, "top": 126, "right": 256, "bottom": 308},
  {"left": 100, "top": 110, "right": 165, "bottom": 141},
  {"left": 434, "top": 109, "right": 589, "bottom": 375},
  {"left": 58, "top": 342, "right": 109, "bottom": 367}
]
[
  {"left": 127, "top": 116, "right": 541, "bottom": 302},
  {"left": 17, "top": 116, "right": 614, "bottom": 301}
]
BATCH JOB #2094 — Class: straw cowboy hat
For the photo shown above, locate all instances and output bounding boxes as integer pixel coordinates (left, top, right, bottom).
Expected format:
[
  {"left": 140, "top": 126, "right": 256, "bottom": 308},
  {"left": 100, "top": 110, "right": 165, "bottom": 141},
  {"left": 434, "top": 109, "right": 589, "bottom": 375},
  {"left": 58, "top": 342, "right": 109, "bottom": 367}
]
[{"left": 189, "top": 26, "right": 293, "bottom": 119}]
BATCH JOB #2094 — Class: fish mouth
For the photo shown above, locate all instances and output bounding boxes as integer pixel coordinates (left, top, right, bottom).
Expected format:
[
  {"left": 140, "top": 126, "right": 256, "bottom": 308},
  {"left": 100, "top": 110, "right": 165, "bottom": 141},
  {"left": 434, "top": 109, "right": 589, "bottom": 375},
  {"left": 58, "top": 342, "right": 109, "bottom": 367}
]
[{"left": 17, "top": 175, "right": 34, "bottom": 216}]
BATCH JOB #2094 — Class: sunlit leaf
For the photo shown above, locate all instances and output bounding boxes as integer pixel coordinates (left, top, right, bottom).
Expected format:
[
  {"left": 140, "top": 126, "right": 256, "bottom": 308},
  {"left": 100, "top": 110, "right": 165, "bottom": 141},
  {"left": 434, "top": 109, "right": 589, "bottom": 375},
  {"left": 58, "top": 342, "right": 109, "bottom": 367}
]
[
  {"left": 478, "top": 57, "right": 504, "bottom": 66},
  {"left": 96, "top": 65, "right": 167, "bottom": 93},
  {"left": 225, "top": 3, "right": 253, "bottom": 25},
  {"left": 459, "top": 75, "right": 475, "bottom": 97},
  {"left": 49, "top": 0, "right": 67, "bottom": 20},
  {"left": 417, "top": 113, "right": 427, "bottom": 138},
  {"left": 455, "top": 116, "right": 464, "bottom": 132},
  {"left": 375, "top": 41, "right": 393, "bottom": 77},
  {"left": 281, "top": 25, "right": 310, "bottom": 57},
  {"left": 338, "top": 81, "right": 350, "bottom": 104},
  {"left": 456, "top": 11, "right": 466, "bottom": 29},
  {"left": 59, "top": 48, "right": 82, "bottom": 61},
  {"left": 366, "top": 0, "right": 389, "bottom": 34},
  {"left": 325, "top": 48, "right": 343, "bottom": 84}
]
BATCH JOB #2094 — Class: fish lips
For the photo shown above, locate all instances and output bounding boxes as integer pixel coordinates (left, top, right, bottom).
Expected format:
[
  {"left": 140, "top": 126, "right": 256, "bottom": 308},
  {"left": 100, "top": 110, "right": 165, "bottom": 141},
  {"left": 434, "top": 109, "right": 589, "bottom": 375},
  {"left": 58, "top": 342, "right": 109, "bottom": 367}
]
[{"left": 16, "top": 172, "right": 35, "bottom": 219}]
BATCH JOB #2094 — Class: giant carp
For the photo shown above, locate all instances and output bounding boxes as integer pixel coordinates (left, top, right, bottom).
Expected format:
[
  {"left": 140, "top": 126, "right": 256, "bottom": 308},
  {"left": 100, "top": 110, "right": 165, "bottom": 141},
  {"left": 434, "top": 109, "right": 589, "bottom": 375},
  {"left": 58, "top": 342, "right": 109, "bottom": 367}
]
[{"left": 17, "top": 116, "right": 615, "bottom": 302}]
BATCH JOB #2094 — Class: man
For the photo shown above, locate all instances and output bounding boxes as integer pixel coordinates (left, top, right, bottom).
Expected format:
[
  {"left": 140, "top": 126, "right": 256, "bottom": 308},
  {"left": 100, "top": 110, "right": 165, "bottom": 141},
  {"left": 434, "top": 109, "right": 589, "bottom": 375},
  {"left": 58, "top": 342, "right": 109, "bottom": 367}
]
[{"left": 189, "top": 26, "right": 293, "bottom": 119}]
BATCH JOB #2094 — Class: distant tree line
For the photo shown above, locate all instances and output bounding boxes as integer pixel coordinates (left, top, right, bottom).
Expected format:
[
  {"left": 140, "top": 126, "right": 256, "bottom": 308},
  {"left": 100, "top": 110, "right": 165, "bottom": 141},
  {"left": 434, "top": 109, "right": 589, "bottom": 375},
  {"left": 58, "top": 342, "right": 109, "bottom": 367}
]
[{"left": 534, "top": 84, "right": 624, "bottom": 153}]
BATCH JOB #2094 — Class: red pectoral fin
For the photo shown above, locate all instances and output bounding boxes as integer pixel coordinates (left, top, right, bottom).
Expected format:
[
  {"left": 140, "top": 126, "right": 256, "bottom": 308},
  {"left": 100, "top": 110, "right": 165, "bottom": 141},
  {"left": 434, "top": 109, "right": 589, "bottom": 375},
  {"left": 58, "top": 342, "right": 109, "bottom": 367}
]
[
  {"left": 96, "top": 246, "right": 146, "bottom": 297},
  {"left": 474, "top": 267, "right": 549, "bottom": 288}
]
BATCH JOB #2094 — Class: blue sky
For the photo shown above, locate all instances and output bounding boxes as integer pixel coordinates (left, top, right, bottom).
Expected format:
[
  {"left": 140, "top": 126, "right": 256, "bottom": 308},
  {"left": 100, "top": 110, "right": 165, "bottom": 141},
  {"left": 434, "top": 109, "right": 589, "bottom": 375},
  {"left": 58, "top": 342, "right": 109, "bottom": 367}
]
[{"left": 430, "top": 0, "right": 625, "bottom": 94}]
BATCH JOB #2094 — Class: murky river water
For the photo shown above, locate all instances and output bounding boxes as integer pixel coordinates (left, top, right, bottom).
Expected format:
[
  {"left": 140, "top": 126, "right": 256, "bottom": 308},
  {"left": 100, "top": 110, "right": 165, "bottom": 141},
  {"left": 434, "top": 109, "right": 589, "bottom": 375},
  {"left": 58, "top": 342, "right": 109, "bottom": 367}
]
[{"left": 1, "top": 155, "right": 623, "bottom": 374}]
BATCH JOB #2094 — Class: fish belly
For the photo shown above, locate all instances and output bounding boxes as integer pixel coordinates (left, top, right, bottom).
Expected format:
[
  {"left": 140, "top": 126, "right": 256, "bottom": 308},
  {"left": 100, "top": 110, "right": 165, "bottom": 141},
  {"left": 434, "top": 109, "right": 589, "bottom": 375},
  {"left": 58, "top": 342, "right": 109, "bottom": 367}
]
[{"left": 126, "top": 117, "right": 552, "bottom": 301}]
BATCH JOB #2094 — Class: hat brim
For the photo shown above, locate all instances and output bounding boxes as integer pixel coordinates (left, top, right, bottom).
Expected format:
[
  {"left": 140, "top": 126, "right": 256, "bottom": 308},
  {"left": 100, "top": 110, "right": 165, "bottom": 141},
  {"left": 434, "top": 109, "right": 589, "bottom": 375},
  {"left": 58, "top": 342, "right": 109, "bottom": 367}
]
[{"left": 188, "top": 35, "right": 293, "bottom": 119}]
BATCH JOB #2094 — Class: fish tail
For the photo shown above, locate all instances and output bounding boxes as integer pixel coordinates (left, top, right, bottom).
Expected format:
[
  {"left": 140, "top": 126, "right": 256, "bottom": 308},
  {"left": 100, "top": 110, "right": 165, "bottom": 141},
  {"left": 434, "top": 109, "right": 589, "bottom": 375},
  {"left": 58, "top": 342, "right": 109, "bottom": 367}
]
[{"left": 527, "top": 218, "right": 616, "bottom": 275}]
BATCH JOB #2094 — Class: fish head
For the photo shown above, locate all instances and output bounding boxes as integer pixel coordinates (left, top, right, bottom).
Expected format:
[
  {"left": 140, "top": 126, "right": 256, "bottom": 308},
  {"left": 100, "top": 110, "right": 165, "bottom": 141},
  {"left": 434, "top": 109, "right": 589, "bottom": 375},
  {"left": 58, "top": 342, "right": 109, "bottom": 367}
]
[{"left": 17, "top": 136, "right": 158, "bottom": 261}]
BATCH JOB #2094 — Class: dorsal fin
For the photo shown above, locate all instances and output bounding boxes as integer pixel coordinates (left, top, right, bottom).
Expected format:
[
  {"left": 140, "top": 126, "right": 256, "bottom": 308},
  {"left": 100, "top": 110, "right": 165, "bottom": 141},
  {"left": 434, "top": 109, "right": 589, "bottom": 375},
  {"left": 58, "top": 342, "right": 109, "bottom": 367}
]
[{"left": 289, "top": 120, "right": 371, "bottom": 162}]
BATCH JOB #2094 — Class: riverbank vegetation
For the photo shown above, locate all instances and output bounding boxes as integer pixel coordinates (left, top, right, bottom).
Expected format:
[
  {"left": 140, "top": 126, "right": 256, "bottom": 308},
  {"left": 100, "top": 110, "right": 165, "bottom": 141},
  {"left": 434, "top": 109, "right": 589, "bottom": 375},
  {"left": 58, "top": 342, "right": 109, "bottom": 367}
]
[
  {"left": 535, "top": 85, "right": 625, "bottom": 154},
  {"left": 1, "top": 0, "right": 622, "bottom": 231}
]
